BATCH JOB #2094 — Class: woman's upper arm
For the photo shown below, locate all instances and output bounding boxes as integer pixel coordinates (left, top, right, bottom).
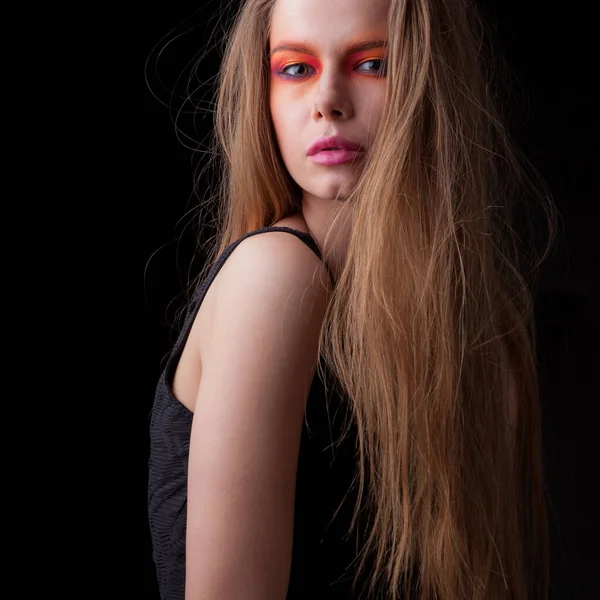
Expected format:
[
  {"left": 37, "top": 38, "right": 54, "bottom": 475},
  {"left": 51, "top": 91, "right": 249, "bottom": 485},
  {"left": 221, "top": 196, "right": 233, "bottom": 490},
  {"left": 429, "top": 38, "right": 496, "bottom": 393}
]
[{"left": 185, "top": 233, "right": 332, "bottom": 600}]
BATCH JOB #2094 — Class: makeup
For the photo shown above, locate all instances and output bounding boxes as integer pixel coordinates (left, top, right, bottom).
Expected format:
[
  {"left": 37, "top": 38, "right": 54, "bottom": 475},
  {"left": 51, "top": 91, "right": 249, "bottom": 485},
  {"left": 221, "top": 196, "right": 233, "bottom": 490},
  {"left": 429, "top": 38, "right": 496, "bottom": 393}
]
[
  {"left": 270, "top": 39, "right": 387, "bottom": 81},
  {"left": 309, "top": 149, "right": 365, "bottom": 165}
]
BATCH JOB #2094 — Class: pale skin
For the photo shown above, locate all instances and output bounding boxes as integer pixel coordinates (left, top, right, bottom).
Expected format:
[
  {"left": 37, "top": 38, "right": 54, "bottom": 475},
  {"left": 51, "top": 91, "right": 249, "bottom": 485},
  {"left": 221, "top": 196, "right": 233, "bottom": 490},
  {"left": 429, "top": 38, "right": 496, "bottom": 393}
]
[
  {"left": 270, "top": 0, "right": 390, "bottom": 282},
  {"left": 176, "top": 0, "right": 394, "bottom": 598},
  {"left": 174, "top": 0, "right": 390, "bottom": 412},
  {"left": 173, "top": 1, "right": 519, "bottom": 598}
]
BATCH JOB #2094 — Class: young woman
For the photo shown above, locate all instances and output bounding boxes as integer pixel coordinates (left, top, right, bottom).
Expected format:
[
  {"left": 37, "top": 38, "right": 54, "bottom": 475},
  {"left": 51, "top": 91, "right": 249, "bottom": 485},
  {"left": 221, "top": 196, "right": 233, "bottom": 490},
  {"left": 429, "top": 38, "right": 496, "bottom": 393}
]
[{"left": 148, "top": 0, "right": 558, "bottom": 598}]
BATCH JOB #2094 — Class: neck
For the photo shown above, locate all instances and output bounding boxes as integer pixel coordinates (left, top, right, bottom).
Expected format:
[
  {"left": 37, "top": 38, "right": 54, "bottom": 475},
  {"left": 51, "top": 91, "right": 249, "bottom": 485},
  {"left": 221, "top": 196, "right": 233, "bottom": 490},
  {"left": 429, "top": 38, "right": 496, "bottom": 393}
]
[{"left": 300, "top": 195, "right": 352, "bottom": 284}]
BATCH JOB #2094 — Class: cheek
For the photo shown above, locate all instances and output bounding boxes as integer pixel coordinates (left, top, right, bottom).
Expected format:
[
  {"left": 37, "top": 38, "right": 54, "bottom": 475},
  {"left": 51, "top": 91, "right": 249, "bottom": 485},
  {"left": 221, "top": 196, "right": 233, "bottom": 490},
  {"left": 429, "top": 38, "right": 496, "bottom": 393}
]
[
  {"left": 359, "top": 86, "right": 386, "bottom": 131},
  {"left": 270, "top": 88, "right": 300, "bottom": 156},
  {"left": 269, "top": 90, "right": 282, "bottom": 137}
]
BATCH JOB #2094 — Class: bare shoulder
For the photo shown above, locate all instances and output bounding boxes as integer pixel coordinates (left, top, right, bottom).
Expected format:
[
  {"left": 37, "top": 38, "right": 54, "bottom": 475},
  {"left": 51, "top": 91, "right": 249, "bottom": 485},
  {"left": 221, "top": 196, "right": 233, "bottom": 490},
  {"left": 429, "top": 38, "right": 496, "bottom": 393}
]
[
  {"left": 204, "top": 227, "right": 333, "bottom": 350},
  {"left": 199, "top": 228, "right": 333, "bottom": 373},
  {"left": 185, "top": 228, "right": 333, "bottom": 596}
]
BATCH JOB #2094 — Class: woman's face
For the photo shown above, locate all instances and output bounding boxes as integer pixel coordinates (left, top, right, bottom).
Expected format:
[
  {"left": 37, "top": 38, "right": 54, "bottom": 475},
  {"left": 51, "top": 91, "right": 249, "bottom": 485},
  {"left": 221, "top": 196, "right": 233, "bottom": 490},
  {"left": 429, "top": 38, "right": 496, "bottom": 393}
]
[{"left": 269, "top": 0, "right": 389, "bottom": 202}]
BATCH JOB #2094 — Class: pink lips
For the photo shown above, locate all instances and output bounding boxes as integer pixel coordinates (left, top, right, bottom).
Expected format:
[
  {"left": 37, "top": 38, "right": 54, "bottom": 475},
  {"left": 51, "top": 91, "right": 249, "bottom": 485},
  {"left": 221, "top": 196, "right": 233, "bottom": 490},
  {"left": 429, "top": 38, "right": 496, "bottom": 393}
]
[{"left": 307, "top": 135, "right": 365, "bottom": 165}]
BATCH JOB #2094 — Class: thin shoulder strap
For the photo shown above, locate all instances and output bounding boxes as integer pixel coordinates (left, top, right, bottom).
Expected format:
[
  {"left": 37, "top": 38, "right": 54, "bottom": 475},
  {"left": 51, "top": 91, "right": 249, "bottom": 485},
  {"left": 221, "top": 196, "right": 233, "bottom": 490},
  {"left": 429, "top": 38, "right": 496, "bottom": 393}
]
[
  {"left": 191, "top": 226, "right": 332, "bottom": 311},
  {"left": 163, "top": 226, "right": 334, "bottom": 377}
]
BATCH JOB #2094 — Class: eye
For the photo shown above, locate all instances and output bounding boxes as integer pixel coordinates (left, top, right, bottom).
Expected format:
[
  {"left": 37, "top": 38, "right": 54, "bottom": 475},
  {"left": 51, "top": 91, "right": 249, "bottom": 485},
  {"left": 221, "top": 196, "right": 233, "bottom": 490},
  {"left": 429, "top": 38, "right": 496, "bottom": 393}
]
[
  {"left": 279, "top": 63, "right": 315, "bottom": 79},
  {"left": 356, "top": 58, "right": 387, "bottom": 76}
]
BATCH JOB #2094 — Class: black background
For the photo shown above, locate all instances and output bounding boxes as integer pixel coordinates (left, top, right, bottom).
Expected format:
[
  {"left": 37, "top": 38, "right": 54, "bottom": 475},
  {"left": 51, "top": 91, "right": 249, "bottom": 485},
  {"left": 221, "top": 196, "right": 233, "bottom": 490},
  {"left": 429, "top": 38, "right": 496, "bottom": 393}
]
[{"left": 139, "top": 2, "right": 597, "bottom": 598}]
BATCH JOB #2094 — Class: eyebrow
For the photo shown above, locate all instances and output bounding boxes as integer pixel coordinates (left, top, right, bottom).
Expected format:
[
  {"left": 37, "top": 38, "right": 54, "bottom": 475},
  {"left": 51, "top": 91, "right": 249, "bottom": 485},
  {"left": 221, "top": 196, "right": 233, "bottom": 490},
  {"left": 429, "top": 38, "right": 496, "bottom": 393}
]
[{"left": 269, "top": 39, "right": 387, "bottom": 59}]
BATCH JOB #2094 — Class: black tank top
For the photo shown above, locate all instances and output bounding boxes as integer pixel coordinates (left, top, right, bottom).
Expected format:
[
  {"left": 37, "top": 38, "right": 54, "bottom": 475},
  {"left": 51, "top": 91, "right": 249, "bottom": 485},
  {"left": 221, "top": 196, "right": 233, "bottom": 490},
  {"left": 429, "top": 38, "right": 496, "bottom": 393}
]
[{"left": 148, "top": 226, "right": 387, "bottom": 600}]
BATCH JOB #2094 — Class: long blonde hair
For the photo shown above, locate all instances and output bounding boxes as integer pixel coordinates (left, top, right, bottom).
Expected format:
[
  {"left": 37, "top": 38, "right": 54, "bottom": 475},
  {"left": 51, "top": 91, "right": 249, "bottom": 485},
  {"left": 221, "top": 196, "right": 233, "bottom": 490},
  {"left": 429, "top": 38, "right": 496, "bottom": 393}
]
[{"left": 182, "top": 0, "right": 560, "bottom": 598}]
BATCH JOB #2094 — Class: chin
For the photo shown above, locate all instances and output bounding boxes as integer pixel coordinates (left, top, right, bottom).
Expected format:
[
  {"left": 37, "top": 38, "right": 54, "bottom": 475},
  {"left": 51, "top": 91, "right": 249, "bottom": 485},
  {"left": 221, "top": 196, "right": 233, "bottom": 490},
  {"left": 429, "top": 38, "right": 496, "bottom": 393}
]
[{"left": 304, "top": 174, "right": 359, "bottom": 201}]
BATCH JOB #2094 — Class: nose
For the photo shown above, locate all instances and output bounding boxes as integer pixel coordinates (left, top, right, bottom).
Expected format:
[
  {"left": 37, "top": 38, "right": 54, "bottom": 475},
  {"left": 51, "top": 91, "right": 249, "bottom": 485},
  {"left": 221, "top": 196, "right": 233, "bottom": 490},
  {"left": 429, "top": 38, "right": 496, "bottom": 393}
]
[{"left": 312, "top": 71, "right": 354, "bottom": 122}]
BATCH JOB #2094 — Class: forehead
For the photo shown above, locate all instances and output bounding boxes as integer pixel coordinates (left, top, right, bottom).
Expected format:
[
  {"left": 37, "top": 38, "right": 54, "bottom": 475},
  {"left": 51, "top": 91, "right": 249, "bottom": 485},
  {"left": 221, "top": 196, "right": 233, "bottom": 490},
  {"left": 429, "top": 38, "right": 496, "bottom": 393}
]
[{"left": 269, "top": 0, "right": 389, "bottom": 47}]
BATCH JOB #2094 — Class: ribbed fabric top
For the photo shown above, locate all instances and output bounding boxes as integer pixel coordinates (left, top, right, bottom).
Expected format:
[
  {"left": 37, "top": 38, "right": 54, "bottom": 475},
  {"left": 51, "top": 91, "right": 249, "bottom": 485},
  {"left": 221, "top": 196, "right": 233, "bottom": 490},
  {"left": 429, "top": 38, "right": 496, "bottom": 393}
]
[{"left": 147, "top": 226, "right": 389, "bottom": 600}]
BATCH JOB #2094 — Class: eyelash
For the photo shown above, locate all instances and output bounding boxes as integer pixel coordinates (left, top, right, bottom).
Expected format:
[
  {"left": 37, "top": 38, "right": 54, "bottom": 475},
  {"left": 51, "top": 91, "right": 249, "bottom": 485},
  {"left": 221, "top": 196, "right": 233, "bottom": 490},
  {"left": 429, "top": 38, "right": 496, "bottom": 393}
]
[{"left": 277, "top": 58, "right": 387, "bottom": 79}]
